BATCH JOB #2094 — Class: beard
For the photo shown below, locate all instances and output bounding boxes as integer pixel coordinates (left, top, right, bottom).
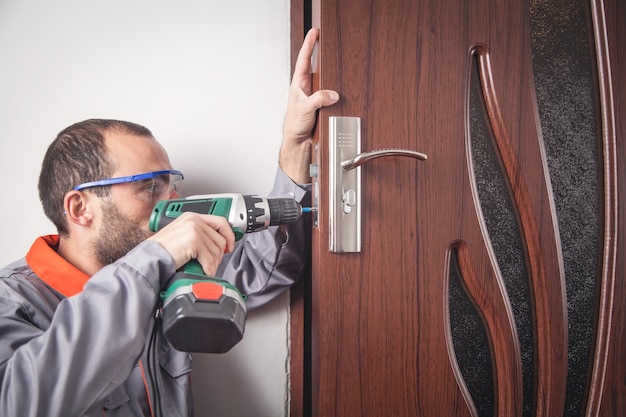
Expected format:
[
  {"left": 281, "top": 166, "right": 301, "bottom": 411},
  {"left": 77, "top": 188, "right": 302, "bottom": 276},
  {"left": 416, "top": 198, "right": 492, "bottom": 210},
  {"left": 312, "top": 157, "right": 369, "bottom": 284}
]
[{"left": 93, "top": 200, "right": 153, "bottom": 266}]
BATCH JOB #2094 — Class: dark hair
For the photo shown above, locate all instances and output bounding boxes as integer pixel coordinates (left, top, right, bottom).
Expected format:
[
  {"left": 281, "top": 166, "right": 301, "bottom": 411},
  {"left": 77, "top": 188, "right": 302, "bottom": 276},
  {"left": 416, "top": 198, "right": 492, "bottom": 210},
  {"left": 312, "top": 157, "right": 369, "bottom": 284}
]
[{"left": 38, "top": 119, "right": 153, "bottom": 235}]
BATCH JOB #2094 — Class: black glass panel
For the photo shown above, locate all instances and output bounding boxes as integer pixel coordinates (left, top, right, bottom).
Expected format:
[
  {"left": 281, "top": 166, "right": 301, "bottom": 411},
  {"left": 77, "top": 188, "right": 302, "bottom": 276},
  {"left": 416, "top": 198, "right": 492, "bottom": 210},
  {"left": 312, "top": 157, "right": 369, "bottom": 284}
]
[{"left": 530, "top": 0, "right": 600, "bottom": 415}]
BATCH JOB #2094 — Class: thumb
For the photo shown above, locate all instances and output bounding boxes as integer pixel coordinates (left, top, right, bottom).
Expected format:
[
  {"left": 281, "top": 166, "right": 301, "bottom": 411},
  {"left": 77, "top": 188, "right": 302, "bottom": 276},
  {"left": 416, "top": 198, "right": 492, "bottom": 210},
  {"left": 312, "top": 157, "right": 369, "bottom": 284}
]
[{"left": 307, "top": 90, "right": 340, "bottom": 111}]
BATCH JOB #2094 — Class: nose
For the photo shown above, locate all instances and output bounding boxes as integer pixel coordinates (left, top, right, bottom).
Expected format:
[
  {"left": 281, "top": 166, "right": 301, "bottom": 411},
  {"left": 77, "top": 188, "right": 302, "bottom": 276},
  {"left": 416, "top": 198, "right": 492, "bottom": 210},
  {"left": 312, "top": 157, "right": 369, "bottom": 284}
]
[{"left": 168, "top": 189, "right": 181, "bottom": 199}]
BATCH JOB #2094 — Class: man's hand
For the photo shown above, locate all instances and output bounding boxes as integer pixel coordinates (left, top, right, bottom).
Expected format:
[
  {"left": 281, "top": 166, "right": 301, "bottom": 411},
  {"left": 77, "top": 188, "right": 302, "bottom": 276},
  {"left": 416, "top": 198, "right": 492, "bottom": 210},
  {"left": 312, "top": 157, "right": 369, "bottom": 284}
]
[
  {"left": 281, "top": 27, "right": 340, "bottom": 184},
  {"left": 148, "top": 212, "right": 235, "bottom": 276}
]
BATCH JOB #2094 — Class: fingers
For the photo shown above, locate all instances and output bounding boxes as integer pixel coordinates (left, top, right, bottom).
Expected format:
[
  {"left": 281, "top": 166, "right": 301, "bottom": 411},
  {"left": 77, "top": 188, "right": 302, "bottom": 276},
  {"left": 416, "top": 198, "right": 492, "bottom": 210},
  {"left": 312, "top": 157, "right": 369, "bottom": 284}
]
[
  {"left": 197, "top": 214, "right": 236, "bottom": 253},
  {"left": 290, "top": 28, "right": 339, "bottom": 112},
  {"left": 292, "top": 28, "right": 320, "bottom": 91},
  {"left": 193, "top": 217, "right": 235, "bottom": 276},
  {"left": 148, "top": 212, "right": 235, "bottom": 276}
]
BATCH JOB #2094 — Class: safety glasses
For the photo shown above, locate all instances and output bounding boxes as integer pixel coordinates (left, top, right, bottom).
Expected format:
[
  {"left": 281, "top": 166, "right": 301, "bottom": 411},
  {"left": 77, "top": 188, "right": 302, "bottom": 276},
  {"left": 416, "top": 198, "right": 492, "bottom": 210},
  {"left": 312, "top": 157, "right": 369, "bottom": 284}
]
[{"left": 73, "top": 169, "right": 184, "bottom": 203}]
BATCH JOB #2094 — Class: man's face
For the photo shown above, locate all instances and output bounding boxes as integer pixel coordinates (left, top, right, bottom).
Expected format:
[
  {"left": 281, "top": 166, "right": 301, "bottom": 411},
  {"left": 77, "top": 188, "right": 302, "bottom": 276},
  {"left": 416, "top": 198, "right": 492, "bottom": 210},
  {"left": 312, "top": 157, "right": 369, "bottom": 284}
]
[{"left": 90, "top": 132, "right": 180, "bottom": 265}]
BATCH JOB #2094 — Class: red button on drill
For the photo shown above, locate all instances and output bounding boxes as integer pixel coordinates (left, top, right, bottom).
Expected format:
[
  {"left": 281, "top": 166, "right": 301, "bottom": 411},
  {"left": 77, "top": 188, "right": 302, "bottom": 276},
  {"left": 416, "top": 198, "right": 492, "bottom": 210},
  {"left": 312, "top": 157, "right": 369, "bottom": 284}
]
[{"left": 192, "top": 281, "right": 223, "bottom": 301}]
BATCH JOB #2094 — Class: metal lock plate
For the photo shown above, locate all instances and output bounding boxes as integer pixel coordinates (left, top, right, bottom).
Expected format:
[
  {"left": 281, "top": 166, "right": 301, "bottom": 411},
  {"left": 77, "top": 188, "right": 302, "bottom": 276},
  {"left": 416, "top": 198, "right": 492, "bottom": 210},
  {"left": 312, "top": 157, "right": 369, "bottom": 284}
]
[{"left": 329, "top": 116, "right": 361, "bottom": 252}]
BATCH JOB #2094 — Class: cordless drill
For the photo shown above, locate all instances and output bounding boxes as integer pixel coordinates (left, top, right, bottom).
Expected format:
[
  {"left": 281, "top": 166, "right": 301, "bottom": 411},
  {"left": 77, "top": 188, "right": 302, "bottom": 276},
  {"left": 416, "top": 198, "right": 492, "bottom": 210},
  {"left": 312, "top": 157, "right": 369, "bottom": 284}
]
[{"left": 149, "top": 193, "right": 304, "bottom": 353}]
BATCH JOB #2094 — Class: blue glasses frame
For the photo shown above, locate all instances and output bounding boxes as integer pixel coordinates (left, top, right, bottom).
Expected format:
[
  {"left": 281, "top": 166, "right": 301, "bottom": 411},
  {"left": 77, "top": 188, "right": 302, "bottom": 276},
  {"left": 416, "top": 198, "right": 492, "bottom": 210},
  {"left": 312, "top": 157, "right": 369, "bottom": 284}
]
[{"left": 73, "top": 170, "right": 184, "bottom": 191}]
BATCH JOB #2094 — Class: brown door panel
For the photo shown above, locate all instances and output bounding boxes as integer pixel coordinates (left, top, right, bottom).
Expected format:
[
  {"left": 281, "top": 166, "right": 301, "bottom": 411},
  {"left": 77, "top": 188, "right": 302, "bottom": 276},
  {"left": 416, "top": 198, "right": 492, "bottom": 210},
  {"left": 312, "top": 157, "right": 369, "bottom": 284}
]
[{"left": 290, "top": 0, "right": 625, "bottom": 416}]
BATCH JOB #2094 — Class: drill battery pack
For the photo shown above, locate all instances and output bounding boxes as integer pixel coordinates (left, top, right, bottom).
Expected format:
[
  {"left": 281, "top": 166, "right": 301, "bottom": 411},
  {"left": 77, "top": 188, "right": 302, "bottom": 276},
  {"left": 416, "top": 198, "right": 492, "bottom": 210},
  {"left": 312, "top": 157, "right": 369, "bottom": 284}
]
[{"left": 160, "top": 276, "right": 247, "bottom": 353}]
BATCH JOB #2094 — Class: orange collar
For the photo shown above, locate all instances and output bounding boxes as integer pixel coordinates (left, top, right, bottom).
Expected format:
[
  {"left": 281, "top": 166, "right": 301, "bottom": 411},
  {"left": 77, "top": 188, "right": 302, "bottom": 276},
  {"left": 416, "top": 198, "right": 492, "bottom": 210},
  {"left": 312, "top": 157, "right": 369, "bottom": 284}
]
[{"left": 25, "top": 235, "right": 89, "bottom": 298}]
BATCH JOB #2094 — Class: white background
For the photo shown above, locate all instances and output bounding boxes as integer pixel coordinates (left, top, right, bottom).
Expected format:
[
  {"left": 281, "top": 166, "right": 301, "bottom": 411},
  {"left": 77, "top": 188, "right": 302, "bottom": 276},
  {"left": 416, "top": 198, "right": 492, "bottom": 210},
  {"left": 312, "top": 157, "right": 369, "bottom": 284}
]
[{"left": 0, "top": 1, "right": 293, "bottom": 416}]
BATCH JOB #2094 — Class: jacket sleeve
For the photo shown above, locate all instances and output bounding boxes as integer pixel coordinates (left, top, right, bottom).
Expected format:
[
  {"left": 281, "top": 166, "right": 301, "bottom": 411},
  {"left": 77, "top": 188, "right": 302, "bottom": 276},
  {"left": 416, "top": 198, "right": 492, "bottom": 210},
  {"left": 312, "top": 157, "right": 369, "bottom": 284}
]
[
  {"left": 217, "top": 167, "right": 312, "bottom": 309},
  {"left": 0, "top": 241, "right": 176, "bottom": 417}
]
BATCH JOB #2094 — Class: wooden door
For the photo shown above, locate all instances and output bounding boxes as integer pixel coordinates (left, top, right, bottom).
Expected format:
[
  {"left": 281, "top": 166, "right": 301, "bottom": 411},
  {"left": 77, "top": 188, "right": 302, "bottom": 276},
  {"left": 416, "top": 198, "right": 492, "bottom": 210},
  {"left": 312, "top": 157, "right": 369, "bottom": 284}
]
[{"left": 290, "top": 0, "right": 625, "bottom": 416}]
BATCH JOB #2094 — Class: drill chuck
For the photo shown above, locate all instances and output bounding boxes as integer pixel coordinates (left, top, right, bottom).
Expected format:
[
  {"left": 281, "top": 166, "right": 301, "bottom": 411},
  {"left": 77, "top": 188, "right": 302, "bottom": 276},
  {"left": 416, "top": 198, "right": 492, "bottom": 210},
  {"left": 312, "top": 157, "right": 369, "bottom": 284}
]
[
  {"left": 268, "top": 198, "right": 302, "bottom": 226},
  {"left": 241, "top": 195, "right": 303, "bottom": 233}
]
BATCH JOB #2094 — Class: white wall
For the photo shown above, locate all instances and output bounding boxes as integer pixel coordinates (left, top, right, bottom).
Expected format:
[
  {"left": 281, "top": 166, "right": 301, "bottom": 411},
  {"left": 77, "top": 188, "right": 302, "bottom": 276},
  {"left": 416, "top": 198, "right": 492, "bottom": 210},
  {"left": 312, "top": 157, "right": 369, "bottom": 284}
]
[{"left": 0, "top": 1, "right": 292, "bottom": 416}]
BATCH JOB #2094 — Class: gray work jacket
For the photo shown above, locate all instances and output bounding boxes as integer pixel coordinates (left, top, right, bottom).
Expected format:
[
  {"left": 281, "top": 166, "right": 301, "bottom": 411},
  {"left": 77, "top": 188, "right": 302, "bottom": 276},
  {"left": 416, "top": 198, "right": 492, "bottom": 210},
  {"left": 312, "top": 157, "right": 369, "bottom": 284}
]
[{"left": 0, "top": 169, "right": 310, "bottom": 417}]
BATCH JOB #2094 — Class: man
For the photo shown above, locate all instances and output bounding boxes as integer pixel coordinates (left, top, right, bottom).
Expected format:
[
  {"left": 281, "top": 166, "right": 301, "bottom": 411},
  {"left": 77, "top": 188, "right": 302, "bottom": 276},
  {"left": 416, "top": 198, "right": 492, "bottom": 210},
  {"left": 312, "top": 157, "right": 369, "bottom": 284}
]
[{"left": 0, "top": 28, "right": 339, "bottom": 417}]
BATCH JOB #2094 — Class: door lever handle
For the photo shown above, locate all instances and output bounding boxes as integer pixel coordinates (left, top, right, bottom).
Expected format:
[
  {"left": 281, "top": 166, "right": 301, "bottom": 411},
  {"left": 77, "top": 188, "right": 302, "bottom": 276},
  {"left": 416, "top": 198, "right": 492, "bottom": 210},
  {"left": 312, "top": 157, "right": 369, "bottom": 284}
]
[
  {"left": 341, "top": 149, "right": 427, "bottom": 170},
  {"left": 328, "top": 116, "right": 427, "bottom": 252}
]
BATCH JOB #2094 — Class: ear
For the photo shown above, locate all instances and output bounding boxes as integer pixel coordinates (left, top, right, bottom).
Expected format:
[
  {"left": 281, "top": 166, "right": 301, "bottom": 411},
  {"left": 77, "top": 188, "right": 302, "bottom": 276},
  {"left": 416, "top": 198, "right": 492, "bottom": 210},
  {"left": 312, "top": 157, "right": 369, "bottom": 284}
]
[{"left": 64, "top": 190, "right": 96, "bottom": 227}]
